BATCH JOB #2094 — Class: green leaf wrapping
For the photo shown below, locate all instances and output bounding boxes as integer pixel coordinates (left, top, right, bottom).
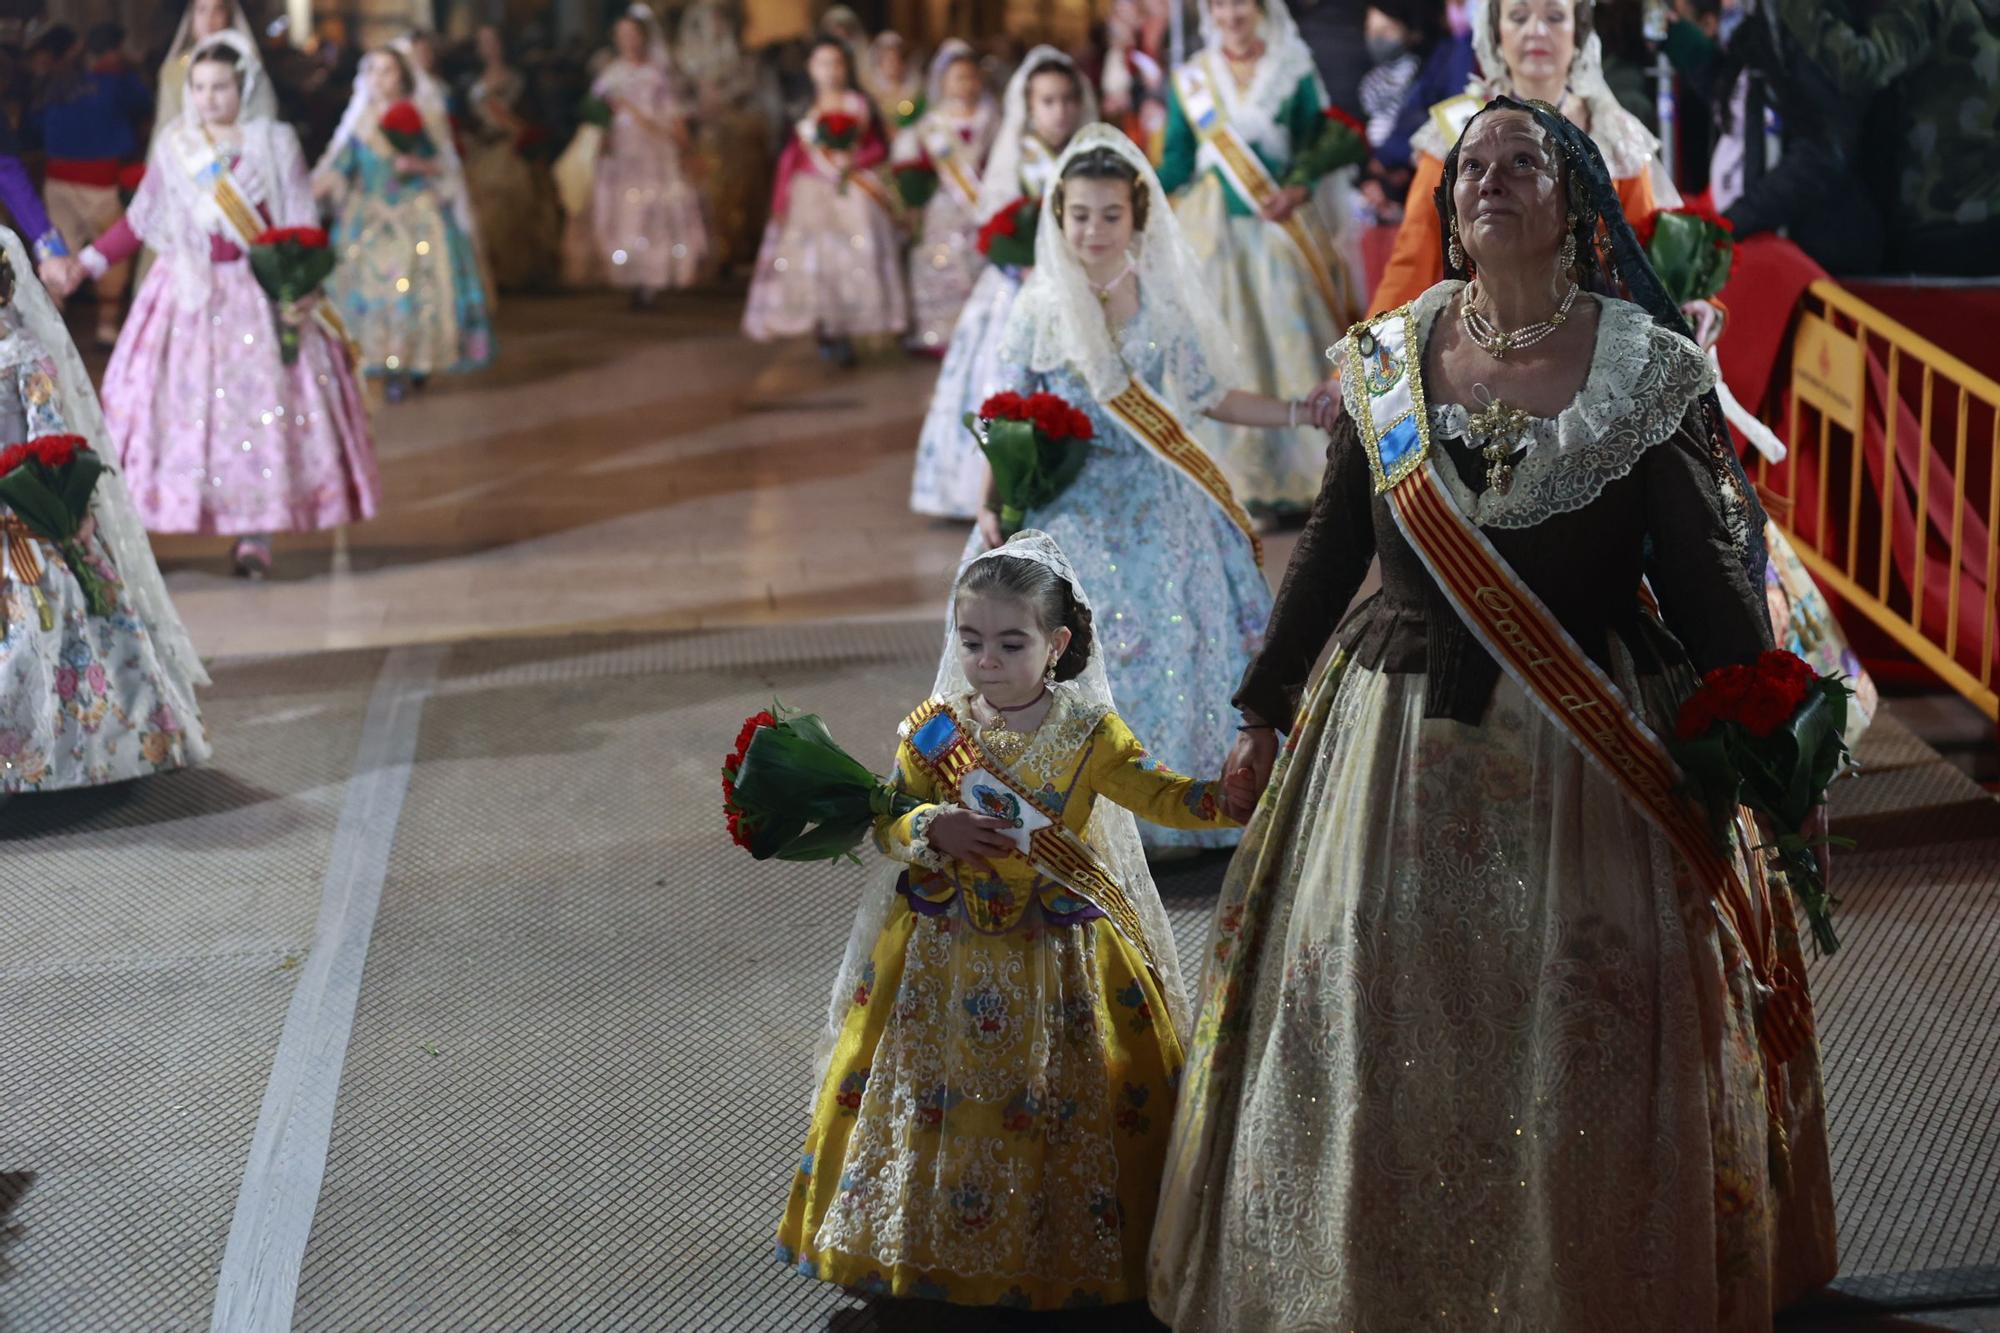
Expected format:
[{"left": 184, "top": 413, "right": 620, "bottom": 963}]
[
  {"left": 895, "top": 165, "right": 939, "bottom": 210},
  {"left": 1667, "top": 674, "right": 1854, "bottom": 956},
  {"left": 1645, "top": 211, "right": 1734, "bottom": 307},
  {"left": 0, "top": 449, "right": 114, "bottom": 615},
  {"left": 248, "top": 241, "right": 339, "bottom": 366},
  {"left": 963, "top": 416, "right": 1091, "bottom": 538},
  {"left": 1283, "top": 116, "right": 1368, "bottom": 189},
  {"left": 728, "top": 711, "right": 921, "bottom": 863}
]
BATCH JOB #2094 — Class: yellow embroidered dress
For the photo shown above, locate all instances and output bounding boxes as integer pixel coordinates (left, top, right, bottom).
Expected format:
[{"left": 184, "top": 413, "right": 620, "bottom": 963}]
[{"left": 778, "top": 685, "right": 1235, "bottom": 1310}]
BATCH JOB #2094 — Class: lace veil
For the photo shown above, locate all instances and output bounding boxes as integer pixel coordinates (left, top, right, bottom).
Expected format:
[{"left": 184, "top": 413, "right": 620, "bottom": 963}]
[
  {"left": 317, "top": 37, "right": 480, "bottom": 239},
  {"left": 1193, "top": 0, "right": 1321, "bottom": 113},
  {"left": 812, "top": 530, "right": 1193, "bottom": 1094},
  {"left": 0, "top": 226, "right": 210, "bottom": 721},
  {"left": 1000, "top": 125, "right": 1242, "bottom": 418},
  {"left": 975, "top": 46, "right": 1099, "bottom": 221},
  {"left": 154, "top": 1, "right": 276, "bottom": 138}
]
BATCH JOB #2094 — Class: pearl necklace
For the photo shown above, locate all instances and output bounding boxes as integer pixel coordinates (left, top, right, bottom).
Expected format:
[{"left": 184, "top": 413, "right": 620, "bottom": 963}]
[{"left": 1460, "top": 279, "right": 1579, "bottom": 359}]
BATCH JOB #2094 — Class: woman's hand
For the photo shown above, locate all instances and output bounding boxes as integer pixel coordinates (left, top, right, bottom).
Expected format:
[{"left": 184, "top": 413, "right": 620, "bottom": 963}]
[
  {"left": 1304, "top": 378, "right": 1344, "bottom": 432},
  {"left": 394, "top": 154, "right": 440, "bottom": 177},
  {"left": 926, "top": 808, "right": 1018, "bottom": 877},
  {"left": 1259, "top": 184, "right": 1310, "bottom": 225},
  {"left": 1221, "top": 723, "right": 1279, "bottom": 821},
  {"left": 279, "top": 293, "right": 319, "bottom": 327},
  {"left": 975, "top": 507, "right": 1003, "bottom": 551}
]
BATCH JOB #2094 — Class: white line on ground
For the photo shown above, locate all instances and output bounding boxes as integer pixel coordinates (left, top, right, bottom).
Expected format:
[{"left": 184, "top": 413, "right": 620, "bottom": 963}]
[{"left": 208, "top": 644, "right": 446, "bottom": 1333}]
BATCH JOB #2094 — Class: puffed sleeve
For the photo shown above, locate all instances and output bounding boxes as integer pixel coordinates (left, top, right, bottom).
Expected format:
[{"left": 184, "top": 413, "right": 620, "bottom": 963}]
[
  {"left": 1085, "top": 711, "right": 1239, "bottom": 830},
  {"left": 1641, "top": 410, "right": 1775, "bottom": 673},
  {"left": 871, "top": 734, "right": 952, "bottom": 870},
  {"left": 1233, "top": 411, "right": 1378, "bottom": 729}
]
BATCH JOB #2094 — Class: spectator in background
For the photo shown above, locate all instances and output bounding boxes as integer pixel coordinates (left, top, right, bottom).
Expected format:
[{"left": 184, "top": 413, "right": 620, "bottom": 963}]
[
  {"left": 1668, "top": 0, "right": 1885, "bottom": 274},
  {"left": 33, "top": 23, "right": 150, "bottom": 347},
  {"left": 1291, "top": 0, "right": 1370, "bottom": 115},
  {"left": 1357, "top": 0, "right": 1472, "bottom": 224},
  {"left": 1775, "top": 0, "right": 2000, "bottom": 276}
]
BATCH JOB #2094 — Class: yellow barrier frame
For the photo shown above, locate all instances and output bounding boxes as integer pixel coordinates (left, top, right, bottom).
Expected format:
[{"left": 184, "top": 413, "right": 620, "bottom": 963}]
[{"left": 1757, "top": 279, "right": 2000, "bottom": 722}]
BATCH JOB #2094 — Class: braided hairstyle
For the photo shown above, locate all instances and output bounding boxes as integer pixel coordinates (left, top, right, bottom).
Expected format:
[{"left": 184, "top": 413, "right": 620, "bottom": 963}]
[{"left": 1434, "top": 96, "right": 1768, "bottom": 579}]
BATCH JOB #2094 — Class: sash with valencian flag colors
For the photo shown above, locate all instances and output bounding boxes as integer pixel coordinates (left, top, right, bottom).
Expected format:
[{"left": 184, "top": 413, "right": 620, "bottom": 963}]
[
  {"left": 1340, "top": 301, "right": 1817, "bottom": 1079},
  {"left": 898, "top": 698, "right": 1172, "bottom": 996},
  {"left": 1173, "top": 56, "right": 1347, "bottom": 320}
]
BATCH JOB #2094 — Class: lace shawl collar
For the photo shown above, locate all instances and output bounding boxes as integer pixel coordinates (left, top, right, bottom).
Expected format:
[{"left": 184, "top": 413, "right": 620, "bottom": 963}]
[{"left": 1336, "top": 281, "right": 1713, "bottom": 529}]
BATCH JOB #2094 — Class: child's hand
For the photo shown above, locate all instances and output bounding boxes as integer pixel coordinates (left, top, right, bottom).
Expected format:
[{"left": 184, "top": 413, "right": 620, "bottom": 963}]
[{"left": 926, "top": 808, "right": 1017, "bottom": 877}]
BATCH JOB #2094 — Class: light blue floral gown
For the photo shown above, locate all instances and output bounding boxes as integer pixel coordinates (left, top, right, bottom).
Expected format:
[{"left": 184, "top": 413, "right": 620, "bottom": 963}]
[{"left": 962, "top": 288, "right": 1271, "bottom": 852}]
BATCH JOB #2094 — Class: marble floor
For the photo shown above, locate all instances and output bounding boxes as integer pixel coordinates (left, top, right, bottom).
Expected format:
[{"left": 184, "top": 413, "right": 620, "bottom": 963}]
[{"left": 134, "top": 291, "right": 1301, "bottom": 660}]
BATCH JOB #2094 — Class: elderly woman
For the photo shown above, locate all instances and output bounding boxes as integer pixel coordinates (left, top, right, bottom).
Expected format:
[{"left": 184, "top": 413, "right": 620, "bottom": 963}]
[
  {"left": 1370, "top": 0, "right": 1672, "bottom": 314},
  {"left": 1149, "top": 98, "right": 1837, "bottom": 1332}
]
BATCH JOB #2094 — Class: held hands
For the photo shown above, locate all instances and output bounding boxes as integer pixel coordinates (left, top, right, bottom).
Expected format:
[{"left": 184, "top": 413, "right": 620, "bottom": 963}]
[
  {"left": 1221, "top": 723, "right": 1279, "bottom": 822},
  {"left": 1304, "top": 384, "right": 1342, "bottom": 433},
  {"left": 926, "top": 808, "right": 1018, "bottom": 878},
  {"left": 36, "top": 255, "right": 84, "bottom": 300}
]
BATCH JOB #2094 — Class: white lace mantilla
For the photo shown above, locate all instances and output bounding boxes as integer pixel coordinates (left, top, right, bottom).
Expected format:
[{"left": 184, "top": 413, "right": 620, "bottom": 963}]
[{"left": 1342, "top": 282, "right": 1712, "bottom": 530}]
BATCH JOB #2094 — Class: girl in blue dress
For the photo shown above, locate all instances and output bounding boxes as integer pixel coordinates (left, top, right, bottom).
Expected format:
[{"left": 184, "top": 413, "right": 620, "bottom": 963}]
[{"left": 965, "top": 125, "right": 1335, "bottom": 853}]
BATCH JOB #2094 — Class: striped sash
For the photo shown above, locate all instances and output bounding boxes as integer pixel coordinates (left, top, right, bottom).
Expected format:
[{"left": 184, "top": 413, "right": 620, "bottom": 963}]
[
  {"left": 1346, "top": 301, "right": 1815, "bottom": 1067},
  {"left": 900, "top": 700, "right": 1170, "bottom": 993},
  {"left": 1174, "top": 56, "right": 1347, "bottom": 321},
  {"left": 1103, "top": 375, "right": 1263, "bottom": 567}
]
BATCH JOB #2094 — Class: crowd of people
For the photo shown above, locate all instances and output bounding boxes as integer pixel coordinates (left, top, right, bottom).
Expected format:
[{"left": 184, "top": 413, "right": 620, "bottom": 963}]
[{"left": 1, "top": 0, "right": 1995, "bottom": 1326}]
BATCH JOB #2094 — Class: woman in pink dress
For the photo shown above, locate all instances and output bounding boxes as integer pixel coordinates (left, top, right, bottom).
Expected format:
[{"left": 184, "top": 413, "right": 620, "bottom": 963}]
[
  {"left": 592, "top": 4, "right": 707, "bottom": 306},
  {"left": 80, "top": 32, "right": 378, "bottom": 578},
  {"left": 741, "top": 37, "right": 907, "bottom": 366}
]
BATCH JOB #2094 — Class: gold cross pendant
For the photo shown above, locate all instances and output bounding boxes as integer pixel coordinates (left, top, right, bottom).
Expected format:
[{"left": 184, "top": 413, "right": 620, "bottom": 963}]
[{"left": 1466, "top": 397, "right": 1530, "bottom": 496}]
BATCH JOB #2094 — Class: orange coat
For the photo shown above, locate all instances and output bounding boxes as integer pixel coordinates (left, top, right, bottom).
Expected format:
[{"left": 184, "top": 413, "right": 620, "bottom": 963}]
[{"left": 1368, "top": 151, "right": 1660, "bottom": 317}]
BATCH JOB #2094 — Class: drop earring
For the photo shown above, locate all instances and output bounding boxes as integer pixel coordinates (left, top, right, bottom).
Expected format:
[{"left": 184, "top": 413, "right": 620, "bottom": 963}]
[
  {"left": 1448, "top": 219, "right": 1467, "bottom": 272},
  {"left": 1557, "top": 211, "right": 1578, "bottom": 274}
]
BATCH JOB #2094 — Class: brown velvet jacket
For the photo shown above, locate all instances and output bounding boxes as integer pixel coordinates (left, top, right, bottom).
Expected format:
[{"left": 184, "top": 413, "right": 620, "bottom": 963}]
[{"left": 1233, "top": 351, "right": 1773, "bottom": 732}]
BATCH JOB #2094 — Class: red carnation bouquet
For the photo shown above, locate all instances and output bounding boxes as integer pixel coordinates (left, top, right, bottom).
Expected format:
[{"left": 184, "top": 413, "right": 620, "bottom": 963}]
[
  {"left": 722, "top": 704, "right": 921, "bottom": 862},
  {"left": 814, "top": 111, "right": 862, "bottom": 152},
  {"left": 963, "top": 391, "right": 1094, "bottom": 538},
  {"left": 0, "top": 434, "right": 117, "bottom": 621},
  {"left": 379, "top": 100, "right": 434, "bottom": 158},
  {"left": 1670, "top": 648, "right": 1854, "bottom": 956},
  {"left": 248, "top": 226, "right": 336, "bottom": 365},
  {"left": 1638, "top": 199, "right": 1735, "bottom": 307},
  {"left": 976, "top": 197, "right": 1038, "bottom": 268},
  {"left": 1284, "top": 104, "right": 1368, "bottom": 189}
]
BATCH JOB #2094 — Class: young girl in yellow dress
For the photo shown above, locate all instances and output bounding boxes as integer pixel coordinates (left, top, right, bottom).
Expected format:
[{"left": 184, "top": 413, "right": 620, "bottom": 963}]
[{"left": 778, "top": 530, "right": 1246, "bottom": 1311}]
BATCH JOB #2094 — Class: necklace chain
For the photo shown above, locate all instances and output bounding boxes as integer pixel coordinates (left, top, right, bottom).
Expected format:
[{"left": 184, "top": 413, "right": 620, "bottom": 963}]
[
  {"left": 1460, "top": 280, "right": 1579, "bottom": 359},
  {"left": 1088, "top": 259, "right": 1135, "bottom": 306}
]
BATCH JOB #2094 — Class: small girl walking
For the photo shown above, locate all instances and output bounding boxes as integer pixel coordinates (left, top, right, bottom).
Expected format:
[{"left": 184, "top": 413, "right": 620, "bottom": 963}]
[{"left": 777, "top": 530, "right": 1247, "bottom": 1312}]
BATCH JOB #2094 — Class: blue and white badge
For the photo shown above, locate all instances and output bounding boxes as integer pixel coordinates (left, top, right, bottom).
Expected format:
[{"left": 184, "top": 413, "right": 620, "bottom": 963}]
[{"left": 1343, "top": 306, "right": 1433, "bottom": 493}]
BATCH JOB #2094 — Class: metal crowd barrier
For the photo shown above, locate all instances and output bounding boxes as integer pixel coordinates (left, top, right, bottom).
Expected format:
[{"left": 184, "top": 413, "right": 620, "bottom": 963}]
[{"left": 1756, "top": 279, "right": 2000, "bottom": 721}]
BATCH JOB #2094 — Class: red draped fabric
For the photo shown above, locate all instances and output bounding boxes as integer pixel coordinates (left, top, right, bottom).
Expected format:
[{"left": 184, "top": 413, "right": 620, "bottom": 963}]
[{"left": 1714, "top": 238, "right": 1996, "bottom": 685}]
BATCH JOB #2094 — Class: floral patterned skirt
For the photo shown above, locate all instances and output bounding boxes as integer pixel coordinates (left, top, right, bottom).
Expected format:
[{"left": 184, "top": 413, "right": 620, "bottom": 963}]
[
  {"left": 1, "top": 523, "right": 207, "bottom": 792},
  {"left": 779, "top": 896, "right": 1183, "bottom": 1310},
  {"left": 1150, "top": 653, "right": 1838, "bottom": 1332}
]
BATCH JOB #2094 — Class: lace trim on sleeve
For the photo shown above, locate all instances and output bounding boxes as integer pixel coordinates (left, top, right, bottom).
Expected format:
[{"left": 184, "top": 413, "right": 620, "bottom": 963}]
[{"left": 903, "top": 805, "right": 951, "bottom": 872}]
